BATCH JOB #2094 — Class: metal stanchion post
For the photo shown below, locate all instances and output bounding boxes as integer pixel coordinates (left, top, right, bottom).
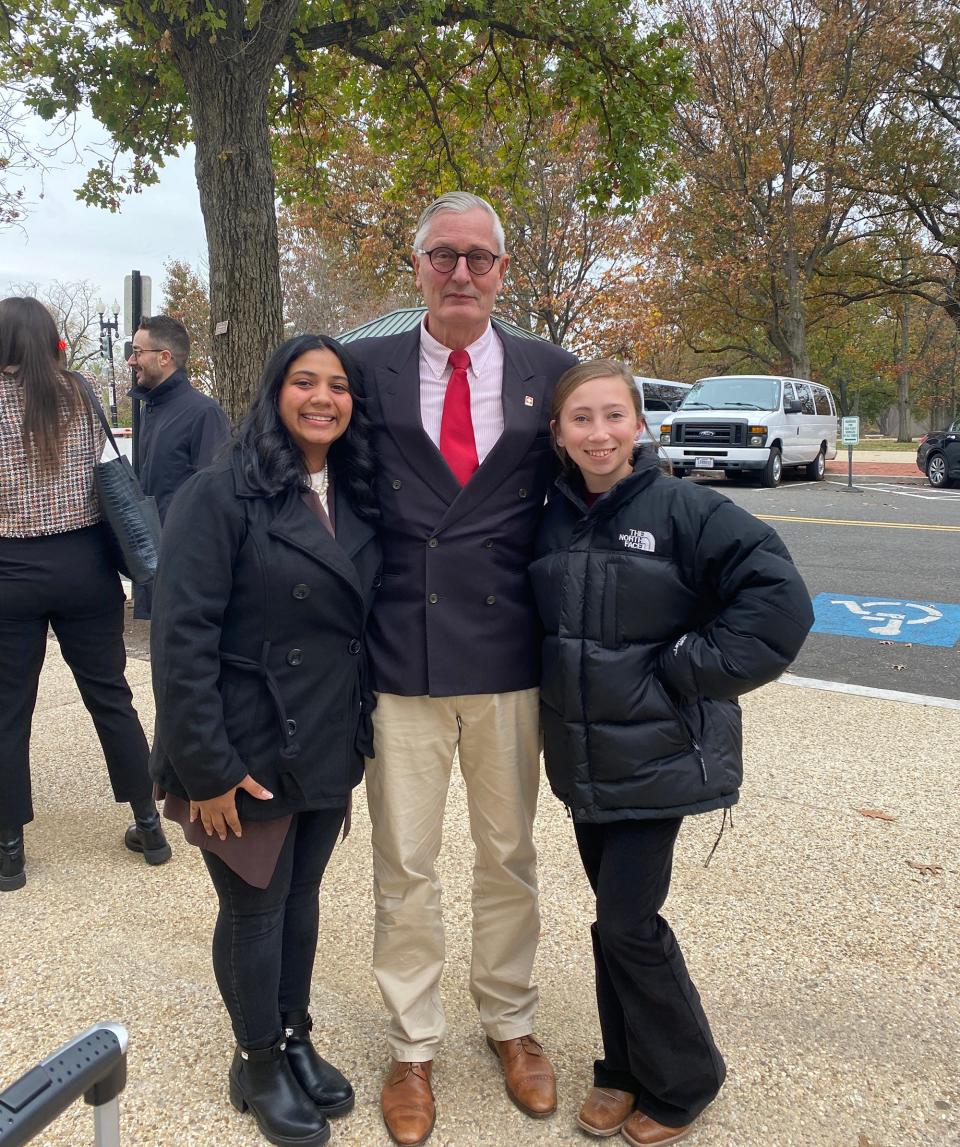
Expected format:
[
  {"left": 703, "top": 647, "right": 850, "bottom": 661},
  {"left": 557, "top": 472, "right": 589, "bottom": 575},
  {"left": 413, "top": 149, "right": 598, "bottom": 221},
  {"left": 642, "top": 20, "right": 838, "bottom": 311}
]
[{"left": 0, "top": 1022, "right": 129, "bottom": 1147}]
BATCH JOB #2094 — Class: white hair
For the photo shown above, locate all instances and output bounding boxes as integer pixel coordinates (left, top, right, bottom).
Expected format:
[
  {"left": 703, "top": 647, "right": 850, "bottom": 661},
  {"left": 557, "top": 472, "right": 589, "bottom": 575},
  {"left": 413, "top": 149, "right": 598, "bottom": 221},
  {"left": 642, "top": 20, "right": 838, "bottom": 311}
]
[{"left": 413, "top": 192, "right": 506, "bottom": 255}]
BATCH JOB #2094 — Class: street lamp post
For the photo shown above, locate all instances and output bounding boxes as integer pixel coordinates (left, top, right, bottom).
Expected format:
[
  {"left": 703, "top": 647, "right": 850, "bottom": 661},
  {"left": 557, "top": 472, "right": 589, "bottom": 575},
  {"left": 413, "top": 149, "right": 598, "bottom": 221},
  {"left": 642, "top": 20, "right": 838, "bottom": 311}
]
[{"left": 97, "top": 299, "right": 121, "bottom": 427}]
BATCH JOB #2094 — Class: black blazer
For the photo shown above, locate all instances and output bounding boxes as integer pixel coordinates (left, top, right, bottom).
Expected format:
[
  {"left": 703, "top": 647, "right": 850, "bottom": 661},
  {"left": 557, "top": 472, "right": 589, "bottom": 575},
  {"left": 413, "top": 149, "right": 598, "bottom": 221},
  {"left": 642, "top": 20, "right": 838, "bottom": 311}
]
[
  {"left": 149, "top": 452, "right": 381, "bottom": 819},
  {"left": 350, "top": 322, "right": 576, "bottom": 696}
]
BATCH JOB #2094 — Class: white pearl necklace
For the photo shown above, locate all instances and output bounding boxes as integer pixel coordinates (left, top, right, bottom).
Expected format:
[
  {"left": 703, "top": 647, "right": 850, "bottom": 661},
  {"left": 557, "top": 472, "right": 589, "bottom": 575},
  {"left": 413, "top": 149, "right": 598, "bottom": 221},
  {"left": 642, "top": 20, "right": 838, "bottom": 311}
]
[{"left": 309, "top": 466, "right": 328, "bottom": 500}]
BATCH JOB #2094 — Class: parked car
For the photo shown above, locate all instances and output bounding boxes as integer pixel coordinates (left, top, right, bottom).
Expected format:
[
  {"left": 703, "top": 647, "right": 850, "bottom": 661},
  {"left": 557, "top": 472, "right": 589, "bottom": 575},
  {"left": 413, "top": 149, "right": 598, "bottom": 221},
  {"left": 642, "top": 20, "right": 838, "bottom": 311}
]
[
  {"left": 916, "top": 419, "right": 960, "bottom": 487},
  {"left": 634, "top": 377, "right": 692, "bottom": 442},
  {"left": 657, "top": 374, "right": 838, "bottom": 487},
  {"left": 635, "top": 376, "right": 692, "bottom": 412}
]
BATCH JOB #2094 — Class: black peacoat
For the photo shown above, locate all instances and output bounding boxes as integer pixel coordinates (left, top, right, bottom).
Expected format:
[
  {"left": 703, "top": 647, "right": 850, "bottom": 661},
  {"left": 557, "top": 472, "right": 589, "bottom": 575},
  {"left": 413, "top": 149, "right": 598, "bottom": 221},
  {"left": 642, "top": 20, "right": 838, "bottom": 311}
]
[
  {"left": 148, "top": 451, "right": 381, "bottom": 820},
  {"left": 350, "top": 322, "right": 577, "bottom": 697}
]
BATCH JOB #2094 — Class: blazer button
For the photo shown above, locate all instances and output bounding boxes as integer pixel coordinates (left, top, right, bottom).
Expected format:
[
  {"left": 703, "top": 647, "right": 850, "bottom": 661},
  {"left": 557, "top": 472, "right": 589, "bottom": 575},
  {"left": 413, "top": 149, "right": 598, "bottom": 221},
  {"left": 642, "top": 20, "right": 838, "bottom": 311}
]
[
  {"left": 428, "top": 538, "right": 439, "bottom": 548},
  {"left": 372, "top": 574, "right": 382, "bottom": 589},
  {"left": 348, "top": 639, "right": 361, "bottom": 655},
  {"left": 287, "top": 648, "right": 303, "bottom": 666},
  {"left": 485, "top": 595, "right": 497, "bottom": 605},
  {"left": 286, "top": 718, "right": 297, "bottom": 736},
  {"left": 428, "top": 593, "right": 439, "bottom": 604},
  {"left": 518, "top": 487, "right": 528, "bottom": 498},
  {"left": 482, "top": 538, "right": 494, "bottom": 548},
  {"left": 292, "top": 583, "right": 310, "bottom": 599},
  {"left": 391, "top": 479, "right": 402, "bottom": 490}
]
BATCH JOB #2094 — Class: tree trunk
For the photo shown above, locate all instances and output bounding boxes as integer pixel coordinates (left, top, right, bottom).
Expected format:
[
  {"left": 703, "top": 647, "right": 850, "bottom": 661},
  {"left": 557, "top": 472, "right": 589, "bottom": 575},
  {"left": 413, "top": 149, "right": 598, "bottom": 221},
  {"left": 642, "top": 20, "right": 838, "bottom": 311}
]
[
  {"left": 896, "top": 253, "right": 911, "bottom": 442},
  {"left": 174, "top": 4, "right": 299, "bottom": 420}
]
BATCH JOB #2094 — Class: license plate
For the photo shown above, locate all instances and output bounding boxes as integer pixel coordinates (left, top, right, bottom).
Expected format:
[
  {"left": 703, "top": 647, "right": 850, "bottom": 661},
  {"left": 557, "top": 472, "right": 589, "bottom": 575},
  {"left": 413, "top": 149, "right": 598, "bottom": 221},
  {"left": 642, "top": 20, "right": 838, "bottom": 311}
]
[{"left": 693, "top": 457, "right": 715, "bottom": 468}]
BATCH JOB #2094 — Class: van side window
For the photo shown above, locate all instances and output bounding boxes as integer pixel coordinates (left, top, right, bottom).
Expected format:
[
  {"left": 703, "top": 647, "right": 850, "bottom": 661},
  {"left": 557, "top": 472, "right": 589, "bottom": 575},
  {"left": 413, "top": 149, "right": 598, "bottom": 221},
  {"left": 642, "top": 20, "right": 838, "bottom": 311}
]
[
  {"left": 813, "top": 386, "right": 832, "bottom": 415},
  {"left": 795, "top": 382, "right": 816, "bottom": 415},
  {"left": 783, "top": 382, "right": 796, "bottom": 403}
]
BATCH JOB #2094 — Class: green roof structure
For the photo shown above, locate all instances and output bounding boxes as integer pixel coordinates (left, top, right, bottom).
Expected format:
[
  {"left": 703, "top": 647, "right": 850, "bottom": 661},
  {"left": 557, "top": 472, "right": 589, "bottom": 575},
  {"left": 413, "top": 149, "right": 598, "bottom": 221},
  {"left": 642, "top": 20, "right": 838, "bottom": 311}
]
[{"left": 338, "top": 307, "right": 549, "bottom": 344}]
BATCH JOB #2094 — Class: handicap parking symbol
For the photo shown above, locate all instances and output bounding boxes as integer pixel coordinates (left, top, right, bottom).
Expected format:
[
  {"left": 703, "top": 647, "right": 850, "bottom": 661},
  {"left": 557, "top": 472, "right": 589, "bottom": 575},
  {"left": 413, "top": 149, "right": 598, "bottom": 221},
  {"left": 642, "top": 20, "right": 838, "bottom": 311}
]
[{"left": 811, "top": 593, "right": 960, "bottom": 647}]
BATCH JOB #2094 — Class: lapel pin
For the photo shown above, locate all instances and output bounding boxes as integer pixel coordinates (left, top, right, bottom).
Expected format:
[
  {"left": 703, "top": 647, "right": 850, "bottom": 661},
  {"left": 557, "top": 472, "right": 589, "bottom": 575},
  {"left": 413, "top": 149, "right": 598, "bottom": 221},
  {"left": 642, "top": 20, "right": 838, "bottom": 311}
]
[{"left": 524, "top": 395, "right": 534, "bottom": 407}]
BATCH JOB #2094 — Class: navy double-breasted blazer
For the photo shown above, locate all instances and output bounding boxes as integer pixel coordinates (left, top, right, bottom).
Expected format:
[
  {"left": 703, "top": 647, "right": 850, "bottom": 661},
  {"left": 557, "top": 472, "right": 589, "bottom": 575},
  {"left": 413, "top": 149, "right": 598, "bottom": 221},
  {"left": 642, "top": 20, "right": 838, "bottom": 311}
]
[{"left": 350, "top": 322, "right": 576, "bottom": 697}]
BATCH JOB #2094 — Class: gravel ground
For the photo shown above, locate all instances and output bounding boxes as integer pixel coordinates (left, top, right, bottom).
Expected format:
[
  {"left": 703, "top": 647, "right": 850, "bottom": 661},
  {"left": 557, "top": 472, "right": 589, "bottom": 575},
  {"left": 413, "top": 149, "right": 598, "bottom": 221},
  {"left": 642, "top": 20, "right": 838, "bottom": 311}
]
[{"left": 1, "top": 643, "right": 957, "bottom": 1147}]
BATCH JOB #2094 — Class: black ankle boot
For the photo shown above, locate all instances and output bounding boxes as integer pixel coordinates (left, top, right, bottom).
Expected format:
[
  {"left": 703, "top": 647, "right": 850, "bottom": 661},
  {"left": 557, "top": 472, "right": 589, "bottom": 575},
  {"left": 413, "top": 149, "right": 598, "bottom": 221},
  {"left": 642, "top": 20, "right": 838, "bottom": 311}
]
[
  {"left": 282, "top": 1010, "right": 355, "bottom": 1116},
  {"left": 0, "top": 826, "right": 25, "bottom": 892},
  {"left": 124, "top": 805, "right": 172, "bottom": 865},
  {"left": 229, "top": 1038, "right": 330, "bottom": 1146}
]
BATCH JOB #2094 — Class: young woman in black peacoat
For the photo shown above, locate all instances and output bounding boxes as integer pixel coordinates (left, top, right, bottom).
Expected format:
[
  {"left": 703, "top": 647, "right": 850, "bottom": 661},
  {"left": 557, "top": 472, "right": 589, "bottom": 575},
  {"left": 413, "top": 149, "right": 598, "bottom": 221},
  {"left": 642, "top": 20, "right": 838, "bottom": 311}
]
[{"left": 149, "top": 334, "right": 380, "bottom": 1147}]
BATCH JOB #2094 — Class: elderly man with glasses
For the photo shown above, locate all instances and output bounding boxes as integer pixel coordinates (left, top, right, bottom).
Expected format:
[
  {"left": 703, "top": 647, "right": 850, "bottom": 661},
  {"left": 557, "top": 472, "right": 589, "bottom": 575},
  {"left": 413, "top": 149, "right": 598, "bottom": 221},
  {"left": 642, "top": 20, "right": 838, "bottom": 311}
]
[
  {"left": 126, "top": 314, "right": 230, "bottom": 620},
  {"left": 349, "top": 192, "right": 578, "bottom": 1145}
]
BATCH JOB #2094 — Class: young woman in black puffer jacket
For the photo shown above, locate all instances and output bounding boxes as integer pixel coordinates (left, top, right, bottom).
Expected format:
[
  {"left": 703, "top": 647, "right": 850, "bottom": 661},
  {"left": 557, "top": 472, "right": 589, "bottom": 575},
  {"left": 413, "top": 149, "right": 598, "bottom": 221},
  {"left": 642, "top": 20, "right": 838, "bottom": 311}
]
[{"left": 529, "top": 360, "right": 813, "bottom": 1147}]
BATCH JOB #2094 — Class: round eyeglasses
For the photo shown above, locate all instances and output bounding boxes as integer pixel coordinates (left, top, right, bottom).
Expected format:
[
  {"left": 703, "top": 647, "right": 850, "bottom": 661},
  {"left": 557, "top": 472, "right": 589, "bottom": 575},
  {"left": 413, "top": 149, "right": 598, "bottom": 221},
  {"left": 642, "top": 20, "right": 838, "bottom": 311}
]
[{"left": 415, "top": 247, "right": 501, "bottom": 275}]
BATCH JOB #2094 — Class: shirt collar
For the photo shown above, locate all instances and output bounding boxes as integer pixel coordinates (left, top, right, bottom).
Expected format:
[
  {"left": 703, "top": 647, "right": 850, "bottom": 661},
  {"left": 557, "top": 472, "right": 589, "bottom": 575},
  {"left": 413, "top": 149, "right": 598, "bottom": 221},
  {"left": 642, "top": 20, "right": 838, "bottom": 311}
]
[{"left": 419, "top": 317, "right": 497, "bottom": 378}]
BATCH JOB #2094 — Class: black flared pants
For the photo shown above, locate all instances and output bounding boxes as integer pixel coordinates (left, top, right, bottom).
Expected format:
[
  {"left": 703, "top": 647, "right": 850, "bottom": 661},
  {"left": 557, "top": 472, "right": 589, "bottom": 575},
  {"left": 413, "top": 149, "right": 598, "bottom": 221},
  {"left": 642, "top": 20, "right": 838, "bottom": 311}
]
[{"left": 574, "top": 817, "right": 726, "bottom": 1128}]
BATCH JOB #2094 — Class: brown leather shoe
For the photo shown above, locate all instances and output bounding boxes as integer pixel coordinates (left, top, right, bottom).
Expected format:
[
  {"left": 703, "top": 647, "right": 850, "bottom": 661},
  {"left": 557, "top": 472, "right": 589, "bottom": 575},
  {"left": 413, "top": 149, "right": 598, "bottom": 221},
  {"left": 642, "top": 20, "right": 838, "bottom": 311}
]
[
  {"left": 621, "top": 1110, "right": 693, "bottom": 1146},
  {"left": 380, "top": 1059, "right": 435, "bottom": 1146},
  {"left": 576, "top": 1086, "right": 635, "bottom": 1136},
  {"left": 486, "top": 1034, "right": 557, "bottom": 1117}
]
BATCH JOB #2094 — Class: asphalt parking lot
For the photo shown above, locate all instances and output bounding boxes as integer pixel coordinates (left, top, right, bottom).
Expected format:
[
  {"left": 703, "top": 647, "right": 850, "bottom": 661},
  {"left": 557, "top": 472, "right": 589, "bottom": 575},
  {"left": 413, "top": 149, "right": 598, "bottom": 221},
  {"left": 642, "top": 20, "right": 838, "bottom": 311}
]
[{"left": 696, "top": 471, "right": 960, "bottom": 702}]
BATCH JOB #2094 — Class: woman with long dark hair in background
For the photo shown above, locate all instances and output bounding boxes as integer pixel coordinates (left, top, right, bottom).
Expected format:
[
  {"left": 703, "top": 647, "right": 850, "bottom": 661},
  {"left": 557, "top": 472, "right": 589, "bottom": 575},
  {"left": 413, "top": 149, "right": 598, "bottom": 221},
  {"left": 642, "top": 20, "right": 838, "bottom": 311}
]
[
  {"left": 0, "top": 295, "right": 170, "bottom": 893},
  {"left": 149, "top": 333, "right": 380, "bottom": 1147}
]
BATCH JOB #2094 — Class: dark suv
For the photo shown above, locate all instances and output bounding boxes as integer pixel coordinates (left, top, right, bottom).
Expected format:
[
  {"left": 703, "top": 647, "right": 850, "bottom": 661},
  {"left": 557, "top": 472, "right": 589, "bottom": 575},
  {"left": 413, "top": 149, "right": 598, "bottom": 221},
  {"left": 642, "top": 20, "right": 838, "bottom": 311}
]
[{"left": 917, "top": 419, "right": 960, "bottom": 487}]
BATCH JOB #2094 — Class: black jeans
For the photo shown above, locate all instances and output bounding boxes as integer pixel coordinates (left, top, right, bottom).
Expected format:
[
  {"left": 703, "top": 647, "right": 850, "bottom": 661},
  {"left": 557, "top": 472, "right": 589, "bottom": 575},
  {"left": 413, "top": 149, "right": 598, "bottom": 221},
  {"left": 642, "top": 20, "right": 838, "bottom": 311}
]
[
  {"left": 574, "top": 817, "right": 726, "bottom": 1128},
  {"left": 202, "top": 807, "right": 346, "bottom": 1047},
  {"left": 0, "top": 526, "right": 152, "bottom": 828}
]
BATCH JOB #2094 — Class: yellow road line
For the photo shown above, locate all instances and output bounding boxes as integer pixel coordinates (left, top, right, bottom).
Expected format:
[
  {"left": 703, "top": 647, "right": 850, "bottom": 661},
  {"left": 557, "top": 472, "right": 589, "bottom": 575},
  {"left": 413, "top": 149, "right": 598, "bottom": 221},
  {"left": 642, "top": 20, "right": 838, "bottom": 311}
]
[{"left": 757, "top": 514, "right": 960, "bottom": 533}]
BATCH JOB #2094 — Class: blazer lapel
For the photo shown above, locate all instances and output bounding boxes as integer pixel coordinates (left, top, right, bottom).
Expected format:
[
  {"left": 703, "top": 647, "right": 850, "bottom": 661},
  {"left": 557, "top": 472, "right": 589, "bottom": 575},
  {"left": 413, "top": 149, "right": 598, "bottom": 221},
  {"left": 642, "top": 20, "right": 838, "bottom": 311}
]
[
  {"left": 437, "top": 327, "right": 549, "bottom": 529},
  {"left": 372, "top": 329, "right": 461, "bottom": 505}
]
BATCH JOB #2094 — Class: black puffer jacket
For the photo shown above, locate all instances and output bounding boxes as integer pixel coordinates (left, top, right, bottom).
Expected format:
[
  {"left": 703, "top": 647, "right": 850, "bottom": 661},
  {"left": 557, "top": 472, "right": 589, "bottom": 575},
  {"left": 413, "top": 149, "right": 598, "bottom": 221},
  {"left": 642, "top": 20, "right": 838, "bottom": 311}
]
[{"left": 530, "top": 452, "right": 813, "bottom": 823}]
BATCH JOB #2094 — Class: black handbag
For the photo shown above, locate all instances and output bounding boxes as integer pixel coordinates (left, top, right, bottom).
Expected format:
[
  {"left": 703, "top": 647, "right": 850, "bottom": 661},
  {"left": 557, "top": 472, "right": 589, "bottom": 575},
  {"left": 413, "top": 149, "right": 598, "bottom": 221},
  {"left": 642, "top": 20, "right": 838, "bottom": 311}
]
[{"left": 81, "top": 380, "right": 162, "bottom": 585}]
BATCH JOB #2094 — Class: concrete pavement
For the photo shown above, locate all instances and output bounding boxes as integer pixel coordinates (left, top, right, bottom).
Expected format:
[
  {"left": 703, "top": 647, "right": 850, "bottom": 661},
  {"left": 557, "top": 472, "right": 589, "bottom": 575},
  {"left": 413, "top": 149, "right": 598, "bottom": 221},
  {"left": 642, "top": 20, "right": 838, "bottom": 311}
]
[
  {"left": 1, "top": 641, "right": 957, "bottom": 1147},
  {"left": 825, "top": 449, "right": 922, "bottom": 479}
]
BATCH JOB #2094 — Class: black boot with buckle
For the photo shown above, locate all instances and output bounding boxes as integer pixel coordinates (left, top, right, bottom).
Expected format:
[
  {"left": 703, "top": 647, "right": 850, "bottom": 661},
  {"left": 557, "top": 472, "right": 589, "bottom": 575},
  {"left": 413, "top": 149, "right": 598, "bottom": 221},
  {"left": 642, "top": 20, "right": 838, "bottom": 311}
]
[
  {"left": 229, "top": 1037, "right": 331, "bottom": 1146},
  {"left": 124, "top": 799, "right": 172, "bottom": 866},
  {"left": 0, "top": 825, "right": 25, "bottom": 892},
  {"left": 282, "top": 1010, "right": 355, "bottom": 1116}
]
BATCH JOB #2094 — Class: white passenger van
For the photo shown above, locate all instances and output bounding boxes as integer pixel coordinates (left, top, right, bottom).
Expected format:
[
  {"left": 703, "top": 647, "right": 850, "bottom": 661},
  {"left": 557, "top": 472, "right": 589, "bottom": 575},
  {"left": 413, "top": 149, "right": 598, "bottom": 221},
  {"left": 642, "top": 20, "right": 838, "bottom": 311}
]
[{"left": 657, "top": 374, "right": 837, "bottom": 487}]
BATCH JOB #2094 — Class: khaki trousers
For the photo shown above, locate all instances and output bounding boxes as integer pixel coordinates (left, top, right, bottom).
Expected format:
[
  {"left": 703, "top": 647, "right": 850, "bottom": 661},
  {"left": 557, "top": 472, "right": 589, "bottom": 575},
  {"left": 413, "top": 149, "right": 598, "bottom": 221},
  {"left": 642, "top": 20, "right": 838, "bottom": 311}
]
[{"left": 365, "top": 689, "right": 542, "bottom": 1060}]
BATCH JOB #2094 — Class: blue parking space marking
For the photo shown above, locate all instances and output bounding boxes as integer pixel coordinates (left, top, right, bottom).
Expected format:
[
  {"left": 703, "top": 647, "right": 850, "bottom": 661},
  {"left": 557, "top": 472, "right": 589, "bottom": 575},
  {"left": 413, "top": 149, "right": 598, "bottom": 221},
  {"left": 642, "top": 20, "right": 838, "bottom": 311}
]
[{"left": 811, "top": 593, "right": 960, "bottom": 647}]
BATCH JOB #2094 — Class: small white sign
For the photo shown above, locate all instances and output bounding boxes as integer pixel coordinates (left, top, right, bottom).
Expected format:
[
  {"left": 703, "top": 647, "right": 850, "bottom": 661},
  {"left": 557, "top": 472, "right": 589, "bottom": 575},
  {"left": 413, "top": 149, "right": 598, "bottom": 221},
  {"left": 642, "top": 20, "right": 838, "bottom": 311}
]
[
  {"left": 214, "top": 320, "right": 229, "bottom": 336},
  {"left": 122, "top": 273, "right": 152, "bottom": 335},
  {"left": 841, "top": 417, "right": 860, "bottom": 445}
]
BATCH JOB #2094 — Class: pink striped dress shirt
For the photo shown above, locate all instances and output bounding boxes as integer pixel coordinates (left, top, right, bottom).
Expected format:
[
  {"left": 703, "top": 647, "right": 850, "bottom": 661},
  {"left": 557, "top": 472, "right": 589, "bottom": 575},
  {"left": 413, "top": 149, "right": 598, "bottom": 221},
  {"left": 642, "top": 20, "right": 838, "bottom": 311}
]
[{"left": 418, "top": 319, "right": 505, "bottom": 463}]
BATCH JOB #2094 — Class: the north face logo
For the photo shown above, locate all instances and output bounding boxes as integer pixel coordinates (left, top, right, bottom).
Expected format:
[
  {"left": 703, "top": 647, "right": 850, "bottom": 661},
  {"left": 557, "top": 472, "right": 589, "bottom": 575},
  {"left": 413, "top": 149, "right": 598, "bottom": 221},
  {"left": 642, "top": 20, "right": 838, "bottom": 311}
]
[{"left": 619, "top": 529, "right": 656, "bottom": 552}]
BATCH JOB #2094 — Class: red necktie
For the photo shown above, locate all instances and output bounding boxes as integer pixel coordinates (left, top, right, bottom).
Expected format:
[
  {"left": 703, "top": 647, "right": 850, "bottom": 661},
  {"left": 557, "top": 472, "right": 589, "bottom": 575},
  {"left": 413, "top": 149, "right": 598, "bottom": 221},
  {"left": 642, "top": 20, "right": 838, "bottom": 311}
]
[{"left": 439, "top": 349, "right": 479, "bottom": 485}]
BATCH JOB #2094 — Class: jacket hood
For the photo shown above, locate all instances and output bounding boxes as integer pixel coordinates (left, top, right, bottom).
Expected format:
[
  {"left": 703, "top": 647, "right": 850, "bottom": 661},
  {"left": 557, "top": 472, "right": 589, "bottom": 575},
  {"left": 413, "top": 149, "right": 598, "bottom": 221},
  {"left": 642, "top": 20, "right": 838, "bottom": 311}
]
[
  {"left": 129, "top": 367, "right": 189, "bottom": 405},
  {"left": 553, "top": 447, "right": 664, "bottom": 517}
]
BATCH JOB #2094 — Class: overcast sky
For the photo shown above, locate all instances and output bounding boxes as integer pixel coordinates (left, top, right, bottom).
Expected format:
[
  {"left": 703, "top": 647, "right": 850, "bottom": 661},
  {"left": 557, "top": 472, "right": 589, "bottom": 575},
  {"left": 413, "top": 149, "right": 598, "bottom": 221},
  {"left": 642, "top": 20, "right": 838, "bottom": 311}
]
[{"left": 1, "top": 109, "right": 209, "bottom": 329}]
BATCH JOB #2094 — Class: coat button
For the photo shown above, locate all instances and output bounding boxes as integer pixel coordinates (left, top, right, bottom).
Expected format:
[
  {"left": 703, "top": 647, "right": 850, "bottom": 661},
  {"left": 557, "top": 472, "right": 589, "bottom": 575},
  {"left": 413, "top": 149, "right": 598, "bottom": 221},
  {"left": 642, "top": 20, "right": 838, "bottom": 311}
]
[
  {"left": 428, "top": 593, "right": 439, "bottom": 604},
  {"left": 286, "top": 718, "right": 297, "bottom": 736},
  {"left": 482, "top": 538, "right": 494, "bottom": 548},
  {"left": 391, "top": 479, "right": 402, "bottom": 490},
  {"left": 428, "top": 537, "right": 439, "bottom": 548},
  {"left": 287, "top": 648, "right": 303, "bottom": 666},
  {"left": 348, "top": 639, "right": 361, "bottom": 655},
  {"left": 485, "top": 595, "right": 497, "bottom": 605},
  {"left": 518, "top": 487, "right": 528, "bottom": 498},
  {"left": 372, "top": 574, "right": 382, "bottom": 589},
  {"left": 292, "top": 583, "right": 310, "bottom": 599}
]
